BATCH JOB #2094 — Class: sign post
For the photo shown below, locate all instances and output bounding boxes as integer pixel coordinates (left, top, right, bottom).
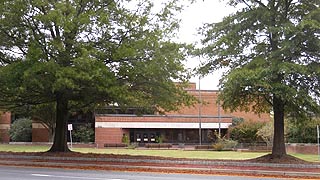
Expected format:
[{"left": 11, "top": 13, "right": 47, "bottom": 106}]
[
  {"left": 317, "top": 125, "right": 319, "bottom": 160},
  {"left": 68, "top": 124, "right": 73, "bottom": 149}
]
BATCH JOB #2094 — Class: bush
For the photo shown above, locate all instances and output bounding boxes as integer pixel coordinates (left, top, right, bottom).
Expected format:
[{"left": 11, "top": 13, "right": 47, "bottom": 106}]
[
  {"left": 221, "top": 139, "right": 238, "bottom": 149},
  {"left": 228, "top": 119, "right": 265, "bottom": 143},
  {"left": 212, "top": 135, "right": 238, "bottom": 151},
  {"left": 155, "top": 135, "right": 165, "bottom": 143},
  {"left": 9, "top": 118, "right": 32, "bottom": 142},
  {"left": 121, "top": 134, "right": 129, "bottom": 145},
  {"left": 257, "top": 120, "right": 274, "bottom": 147},
  {"left": 73, "top": 123, "right": 94, "bottom": 143},
  {"left": 287, "top": 117, "right": 320, "bottom": 143},
  {"left": 212, "top": 143, "right": 224, "bottom": 151},
  {"left": 127, "top": 143, "right": 138, "bottom": 149}
]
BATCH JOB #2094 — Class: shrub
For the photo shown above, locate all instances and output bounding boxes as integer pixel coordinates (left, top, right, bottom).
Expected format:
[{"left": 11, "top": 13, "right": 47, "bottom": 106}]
[
  {"left": 9, "top": 118, "right": 32, "bottom": 142},
  {"left": 73, "top": 123, "right": 94, "bottom": 143},
  {"left": 121, "top": 134, "right": 129, "bottom": 145},
  {"left": 257, "top": 120, "right": 274, "bottom": 147},
  {"left": 212, "top": 142, "right": 224, "bottom": 151},
  {"left": 155, "top": 135, "right": 165, "bottom": 143},
  {"left": 221, "top": 139, "right": 238, "bottom": 149},
  {"left": 228, "top": 119, "right": 265, "bottom": 143},
  {"left": 127, "top": 142, "right": 138, "bottom": 149},
  {"left": 212, "top": 135, "right": 238, "bottom": 151},
  {"left": 287, "top": 117, "right": 320, "bottom": 143}
]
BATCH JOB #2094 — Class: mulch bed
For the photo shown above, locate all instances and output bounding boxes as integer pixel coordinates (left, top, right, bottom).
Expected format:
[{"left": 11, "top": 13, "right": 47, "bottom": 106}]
[
  {"left": 0, "top": 151, "right": 317, "bottom": 164},
  {"left": 0, "top": 151, "right": 319, "bottom": 179}
]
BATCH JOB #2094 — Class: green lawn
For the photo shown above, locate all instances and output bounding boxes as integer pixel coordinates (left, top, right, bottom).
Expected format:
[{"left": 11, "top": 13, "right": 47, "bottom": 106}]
[
  {"left": 75, "top": 148, "right": 268, "bottom": 160},
  {"left": 0, "top": 144, "right": 319, "bottom": 162},
  {"left": 0, "top": 144, "right": 50, "bottom": 152}
]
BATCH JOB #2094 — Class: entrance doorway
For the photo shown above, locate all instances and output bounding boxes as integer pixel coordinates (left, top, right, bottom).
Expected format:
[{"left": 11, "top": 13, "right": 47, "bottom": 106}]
[
  {"left": 128, "top": 128, "right": 227, "bottom": 144},
  {"left": 130, "top": 129, "right": 160, "bottom": 144}
]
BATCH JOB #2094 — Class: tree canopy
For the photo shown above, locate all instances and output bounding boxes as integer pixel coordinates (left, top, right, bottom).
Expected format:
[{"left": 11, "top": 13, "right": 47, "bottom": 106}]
[
  {"left": 199, "top": 0, "right": 320, "bottom": 158},
  {"left": 0, "top": 0, "right": 194, "bottom": 152}
]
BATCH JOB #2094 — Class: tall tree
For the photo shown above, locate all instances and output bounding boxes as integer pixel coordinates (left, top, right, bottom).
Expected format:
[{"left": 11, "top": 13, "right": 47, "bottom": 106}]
[
  {"left": 0, "top": 0, "right": 194, "bottom": 152},
  {"left": 199, "top": 0, "right": 320, "bottom": 159}
]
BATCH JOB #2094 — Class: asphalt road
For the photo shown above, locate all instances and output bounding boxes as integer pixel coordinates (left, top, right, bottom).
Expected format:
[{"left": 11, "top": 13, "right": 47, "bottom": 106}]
[{"left": 0, "top": 166, "right": 288, "bottom": 180}]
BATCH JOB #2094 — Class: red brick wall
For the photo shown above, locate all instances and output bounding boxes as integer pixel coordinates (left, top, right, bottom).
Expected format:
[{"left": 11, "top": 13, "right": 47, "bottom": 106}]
[
  {"left": 0, "top": 112, "right": 11, "bottom": 123},
  {"left": 286, "top": 144, "right": 319, "bottom": 155},
  {"left": 32, "top": 128, "right": 49, "bottom": 142},
  {"left": 32, "top": 122, "right": 50, "bottom": 142},
  {"left": 95, "top": 90, "right": 270, "bottom": 147},
  {"left": 185, "top": 83, "right": 196, "bottom": 90},
  {"left": 169, "top": 90, "right": 269, "bottom": 122},
  {"left": 95, "top": 128, "right": 127, "bottom": 147},
  {"left": 0, "top": 112, "right": 11, "bottom": 143},
  {"left": 96, "top": 91, "right": 270, "bottom": 122},
  {"left": 94, "top": 115, "right": 231, "bottom": 147}
]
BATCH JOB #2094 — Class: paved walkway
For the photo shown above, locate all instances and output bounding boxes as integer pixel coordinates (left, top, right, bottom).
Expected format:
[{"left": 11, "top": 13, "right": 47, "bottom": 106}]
[{"left": 0, "top": 154, "right": 319, "bottom": 179}]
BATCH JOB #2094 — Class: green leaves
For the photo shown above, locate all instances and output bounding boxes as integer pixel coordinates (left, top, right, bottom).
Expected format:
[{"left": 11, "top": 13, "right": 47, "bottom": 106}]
[
  {"left": 0, "top": 0, "right": 196, "bottom": 152},
  {"left": 199, "top": 0, "right": 320, "bottom": 116},
  {"left": 9, "top": 118, "right": 32, "bottom": 142},
  {"left": 0, "top": 0, "right": 194, "bottom": 113},
  {"left": 199, "top": 0, "right": 320, "bottom": 157}
]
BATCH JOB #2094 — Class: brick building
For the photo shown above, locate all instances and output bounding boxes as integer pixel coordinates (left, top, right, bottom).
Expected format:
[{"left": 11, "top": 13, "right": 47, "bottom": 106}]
[
  {"left": 32, "top": 122, "right": 50, "bottom": 142},
  {"left": 0, "top": 112, "right": 11, "bottom": 143},
  {"left": 1, "top": 83, "right": 270, "bottom": 145},
  {"left": 95, "top": 83, "right": 270, "bottom": 147}
]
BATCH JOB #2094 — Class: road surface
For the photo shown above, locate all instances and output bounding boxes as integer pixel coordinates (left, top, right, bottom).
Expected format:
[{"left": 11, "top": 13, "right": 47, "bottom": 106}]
[{"left": 0, "top": 166, "right": 287, "bottom": 180}]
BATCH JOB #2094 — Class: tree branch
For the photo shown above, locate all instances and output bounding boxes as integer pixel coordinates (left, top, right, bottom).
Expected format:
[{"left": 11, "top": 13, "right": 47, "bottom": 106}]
[
  {"left": 1, "top": 30, "right": 27, "bottom": 55},
  {"left": 39, "top": 5, "right": 56, "bottom": 39},
  {"left": 252, "top": 0, "right": 268, "bottom": 9},
  {"left": 241, "top": 0, "right": 253, "bottom": 10}
]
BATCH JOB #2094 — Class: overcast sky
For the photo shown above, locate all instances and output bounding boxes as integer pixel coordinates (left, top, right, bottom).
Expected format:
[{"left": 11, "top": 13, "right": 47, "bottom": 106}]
[{"left": 178, "top": 1, "right": 237, "bottom": 90}]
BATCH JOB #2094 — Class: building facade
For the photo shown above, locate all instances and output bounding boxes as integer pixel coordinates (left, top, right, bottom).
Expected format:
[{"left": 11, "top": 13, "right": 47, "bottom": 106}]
[
  {"left": 0, "top": 112, "right": 11, "bottom": 143},
  {"left": 95, "top": 83, "right": 270, "bottom": 147},
  {"left": 1, "top": 83, "right": 270, "bottom": 145}
]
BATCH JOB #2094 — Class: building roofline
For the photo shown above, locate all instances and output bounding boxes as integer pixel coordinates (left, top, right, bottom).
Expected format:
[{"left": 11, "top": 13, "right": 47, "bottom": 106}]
[
  {"left": 95, "top": 114, "right": 233, "bottom": 118},
  {"left": 186, "top": 89, "right": 220, "bottom": 92}
]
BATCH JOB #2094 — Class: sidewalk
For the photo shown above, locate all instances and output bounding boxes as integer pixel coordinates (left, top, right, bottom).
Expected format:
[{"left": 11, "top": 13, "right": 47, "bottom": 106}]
[{"left": 0, "top": 154, "right": 319, "bottom": 178}]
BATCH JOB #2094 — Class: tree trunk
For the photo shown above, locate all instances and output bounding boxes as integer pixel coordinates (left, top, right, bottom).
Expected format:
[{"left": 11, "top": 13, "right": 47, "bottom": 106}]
[
  {"left": 48, "top": 93, "right": 70, "bottom": 152},
  {"left": 272, "top": 96, "right": 286, "bottom": 158}
]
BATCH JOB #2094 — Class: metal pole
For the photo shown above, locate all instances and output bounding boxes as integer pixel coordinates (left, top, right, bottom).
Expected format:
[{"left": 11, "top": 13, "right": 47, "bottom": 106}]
[
  {"left": 218, "top": 100, "right": 221, "bottom": 137},
  {"left": 317, "top": 125, "right": 319, "bottom": 160},
  {"left": 69, "top": 130, "right": 72, "bottom": 149},
  {"left": 70, "top": 130, "right": 73, "bottom": 149},
  {"left": 198, "top": 77, "right": 202, "bottom": 145}
]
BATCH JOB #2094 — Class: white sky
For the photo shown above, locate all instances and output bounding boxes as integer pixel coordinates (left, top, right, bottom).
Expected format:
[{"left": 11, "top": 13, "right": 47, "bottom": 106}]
[{"left": 178, "top": 1, "right": 237, "bottom": 90}]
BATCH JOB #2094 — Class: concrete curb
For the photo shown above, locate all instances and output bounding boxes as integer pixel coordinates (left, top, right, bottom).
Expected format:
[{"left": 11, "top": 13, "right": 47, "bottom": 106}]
[
  {"left": 0, "top": 154, "right": 319, "bottom": 169},
  {"left": 0, "top": 159, "right": 319, "bottom": 178}
]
